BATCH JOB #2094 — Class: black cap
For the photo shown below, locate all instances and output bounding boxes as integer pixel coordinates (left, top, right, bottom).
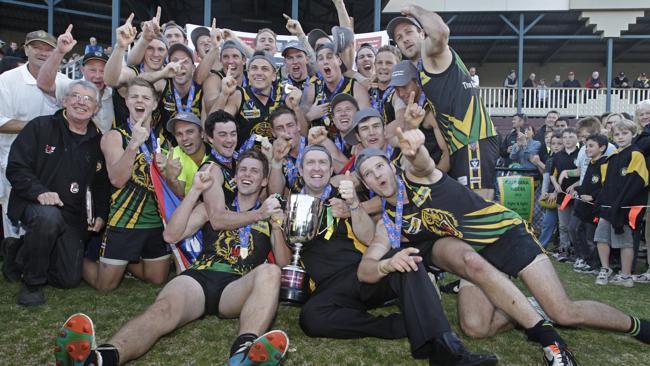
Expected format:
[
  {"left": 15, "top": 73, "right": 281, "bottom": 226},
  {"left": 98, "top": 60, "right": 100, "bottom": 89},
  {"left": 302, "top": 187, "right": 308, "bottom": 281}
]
[
  {"left": 344, "top": 108, "right": 384, "bottom": 146},
  {"left": 168, "top": 43, "right": 194, "bottom": 61},
  {"left": 190, "top": 27, "right": 210, "bottom": 49},
  {"left": 386, "top": 16, "right": 422, "bottom": 41},
  {"left": 82, "top": 51, "right": 108, "bottom": 65},
  {"left": 331, "top": 93, "right": 359, "bottom": 111},
  {"left": 308, "top": 29, "right": 331, "bottom": 50}
]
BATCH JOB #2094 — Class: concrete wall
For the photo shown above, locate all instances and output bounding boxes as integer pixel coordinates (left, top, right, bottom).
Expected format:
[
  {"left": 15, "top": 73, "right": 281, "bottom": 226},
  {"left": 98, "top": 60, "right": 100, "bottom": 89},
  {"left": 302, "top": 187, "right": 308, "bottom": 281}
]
[{"left": 468, "top": 62, "right": 650, "bottom": 87}]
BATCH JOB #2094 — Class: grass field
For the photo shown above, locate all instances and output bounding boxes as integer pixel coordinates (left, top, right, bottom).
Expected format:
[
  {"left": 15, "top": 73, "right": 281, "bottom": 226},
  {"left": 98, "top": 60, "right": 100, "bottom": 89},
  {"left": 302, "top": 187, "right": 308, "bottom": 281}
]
[{"left": 1, "top": 259, "right": 649, "bottom": 365}]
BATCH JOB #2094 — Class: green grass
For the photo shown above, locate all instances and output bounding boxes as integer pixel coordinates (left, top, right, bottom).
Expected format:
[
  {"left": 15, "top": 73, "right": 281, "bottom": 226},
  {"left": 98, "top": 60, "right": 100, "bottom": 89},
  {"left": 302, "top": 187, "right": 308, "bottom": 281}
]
[{"left": 1, "top": 260, "right": 649, "bottom": 365}]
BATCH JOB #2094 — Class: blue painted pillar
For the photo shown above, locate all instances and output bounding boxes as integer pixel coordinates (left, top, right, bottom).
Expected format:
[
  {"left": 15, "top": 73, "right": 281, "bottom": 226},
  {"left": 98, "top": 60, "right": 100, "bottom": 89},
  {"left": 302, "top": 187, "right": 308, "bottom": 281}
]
[
  {"left": 111, "top": 0, "right": 120, "bottom": 46},
  {"left": 606, "top": 38, "right": 613, "bottom": 112},
  {"left": 47, "top": 0, "right": 54, "bottom": 34},
  {"left": 204, "top": 0, "right": 211, "bottom": 26},
  {"left": 292, "top": 0, "right": 298, "bottom": 20},
  {"left": 517, "top": 13, "right": 524, "bottom": 114},
  {"left": 374, "top": 0, "right": 381, "bottom": 32}
]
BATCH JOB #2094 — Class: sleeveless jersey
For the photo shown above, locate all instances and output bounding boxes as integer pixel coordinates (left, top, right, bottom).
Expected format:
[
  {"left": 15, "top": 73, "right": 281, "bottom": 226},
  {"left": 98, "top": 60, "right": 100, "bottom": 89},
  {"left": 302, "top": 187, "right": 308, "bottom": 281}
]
[
  {"left": 160, "top": 79, "right": 203, "bottom": 121},
  {"left": 419, "top": 49, "right": 497, "bottom": 153},
  {"left": 107, "top": 124, "right": 171, "bottom": 229},
  {"left": 201, "top": 154, "right": 237, "bottom": 205},
  {"left": 384, "top": 171, "right": 523, "bottom": 249},
  {"left": 235, "top": 82, "right": 285, "bottom": 147},
  {"left": 369, "top": 86, "right": 396, "bottom": 124},
  {"left": 192, "top": 199, "right": 271, "bottom": 275},
  {"left": 112, "top": 65, "right": 166, "bottom": 130},
  {"left": 312, "top": 76, "right": 356, "bottom": 139}
]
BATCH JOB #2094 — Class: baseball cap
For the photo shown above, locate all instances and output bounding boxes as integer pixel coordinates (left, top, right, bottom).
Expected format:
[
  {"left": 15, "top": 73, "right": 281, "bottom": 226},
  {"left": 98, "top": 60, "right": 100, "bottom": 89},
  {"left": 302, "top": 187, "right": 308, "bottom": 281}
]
[
  {"left": 25, "top": 30, "right": 56, "bottom": 48},
  {"left": 307, "top": 29, "right": 331, "bottom": 50},
  {"left": 190, "top": 27, "right": 210, "bottom": 49},
  {"left": 618, "top": 71, "right": 625, "bottom": 77},
  {"left": 386, "top": 16, "right": 422, "bottom": 41},
  {"left": 162, "top": 21, "right": 187, "bottom": 39},
  {"left": 343, "top": 108, "right": 384, "bottom": 146},
  {"left": 281, "top": 40, "right": 308, "bottom": 57},
  {"left": 388, "top": 61, "right": 419, "bottom": 87},
  {"left": 82, "top": 51, "right": 108, "bottom": 65},
  {"left": 332, "top": 26, "right": 353, "bottom": 54},
  {"left": 301, "top": 144, "right": 332, "bottom": 166},
  {"left": 166, "top": 111, "right": 202, "bottom": 133},
  {"left": 220, "top": 40, "right": 246, "bottom": 58},
  {"left": 168, "top": 43, "right": 194, "bottom": 61},
  {"left": 331, "top": 93, "right": 359, "bottom": 111},
  {"left": 247, "top": 50, "right": 277, "bottom": 71},
  {"left": 354, "top": 147, "right": 390, "bottom": 174}
]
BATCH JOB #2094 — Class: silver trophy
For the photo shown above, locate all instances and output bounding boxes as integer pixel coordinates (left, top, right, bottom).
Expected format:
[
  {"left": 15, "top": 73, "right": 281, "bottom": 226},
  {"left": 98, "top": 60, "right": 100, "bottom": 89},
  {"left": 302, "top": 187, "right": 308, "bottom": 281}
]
[{"left": 279, "top": 194, "right": 323, "bottom": 304}]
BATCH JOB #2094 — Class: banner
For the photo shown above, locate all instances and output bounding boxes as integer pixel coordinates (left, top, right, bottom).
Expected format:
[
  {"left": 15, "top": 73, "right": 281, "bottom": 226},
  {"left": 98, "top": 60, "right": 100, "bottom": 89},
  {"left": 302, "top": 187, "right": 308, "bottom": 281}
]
[{"left": 497, "top": 175, "right": 535, "bottom": 223}]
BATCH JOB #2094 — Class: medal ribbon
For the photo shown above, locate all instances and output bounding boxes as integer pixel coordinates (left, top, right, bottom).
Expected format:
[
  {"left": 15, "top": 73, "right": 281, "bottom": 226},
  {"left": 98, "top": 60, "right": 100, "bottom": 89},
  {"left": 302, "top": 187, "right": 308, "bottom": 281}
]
[
  {"left": 126, "top": 118, "right": 158, "bottom": 163},
  {"left": 286, "top": 136, "right": 306, "bottom": 187},
  {"left": 234, "top": 197, "right": 260, "bottom": 256},
  {"left": 173, "top": 81, "right": 196, "bottom": 113},
  {"left": 381, "top": 176, "right": 406, "bottom": 249}
]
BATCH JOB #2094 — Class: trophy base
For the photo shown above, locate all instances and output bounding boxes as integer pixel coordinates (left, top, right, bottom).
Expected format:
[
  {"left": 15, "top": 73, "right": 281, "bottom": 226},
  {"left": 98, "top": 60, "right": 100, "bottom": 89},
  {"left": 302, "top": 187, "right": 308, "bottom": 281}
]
[{"left": 279, "top": 287, "right": 309, "bottom": 305}]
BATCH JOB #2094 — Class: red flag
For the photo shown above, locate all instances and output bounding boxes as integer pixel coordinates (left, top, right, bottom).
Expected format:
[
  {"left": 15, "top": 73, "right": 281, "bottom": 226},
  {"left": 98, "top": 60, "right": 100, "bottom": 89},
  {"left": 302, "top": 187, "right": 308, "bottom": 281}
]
[{"left": 559, "top": 194, "right": 572, "bottom": 211}]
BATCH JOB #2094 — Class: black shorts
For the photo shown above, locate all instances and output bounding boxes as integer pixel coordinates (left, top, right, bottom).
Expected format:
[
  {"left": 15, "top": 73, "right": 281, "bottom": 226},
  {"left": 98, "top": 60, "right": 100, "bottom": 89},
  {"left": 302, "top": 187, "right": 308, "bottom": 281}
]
[
  {"left": 182, "top": 269, "right": 241, "bottom": 317},
  {"left": 100, "top": 226, "right": 169, "bottom": 265},
  {"left": 449, "top": 136, "right": 499, "bottom": 190},
  {"left": 478, "top": 223, "right": 544, "bottom": 277}
]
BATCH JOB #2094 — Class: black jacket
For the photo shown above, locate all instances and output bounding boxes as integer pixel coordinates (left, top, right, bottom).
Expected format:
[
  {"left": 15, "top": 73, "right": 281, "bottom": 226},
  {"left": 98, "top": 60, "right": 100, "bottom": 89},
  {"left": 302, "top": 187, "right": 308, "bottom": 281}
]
[{"left": 6, "top": 109, "right": 109, "bottom": 227}]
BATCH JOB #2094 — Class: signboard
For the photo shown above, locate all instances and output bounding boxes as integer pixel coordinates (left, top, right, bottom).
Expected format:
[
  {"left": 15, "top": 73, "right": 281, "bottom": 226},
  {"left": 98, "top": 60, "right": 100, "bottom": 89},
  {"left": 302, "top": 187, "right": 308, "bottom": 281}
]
[{"left": 497, "top": 175, "right": 535, "bottom": 223}]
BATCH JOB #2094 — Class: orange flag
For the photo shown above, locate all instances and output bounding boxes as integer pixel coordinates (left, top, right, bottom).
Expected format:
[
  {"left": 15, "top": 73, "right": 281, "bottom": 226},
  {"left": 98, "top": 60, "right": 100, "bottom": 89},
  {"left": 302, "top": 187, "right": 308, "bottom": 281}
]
[
  {"left": 560, "top": 194, "right": 572, "bottom": 211},
  {"left": 628, "top": 206, "right": 643, "bottom": 230}
]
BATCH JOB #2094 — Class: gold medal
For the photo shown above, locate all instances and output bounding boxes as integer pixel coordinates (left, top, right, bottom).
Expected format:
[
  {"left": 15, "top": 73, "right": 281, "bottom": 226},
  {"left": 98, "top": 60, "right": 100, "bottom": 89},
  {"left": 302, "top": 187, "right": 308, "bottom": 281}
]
[
  {"left": 240, "top": 247, "right": 249, "bottom": 259},
  {"left": 284, "top": 83, "right": 295, "bottom": 95}
]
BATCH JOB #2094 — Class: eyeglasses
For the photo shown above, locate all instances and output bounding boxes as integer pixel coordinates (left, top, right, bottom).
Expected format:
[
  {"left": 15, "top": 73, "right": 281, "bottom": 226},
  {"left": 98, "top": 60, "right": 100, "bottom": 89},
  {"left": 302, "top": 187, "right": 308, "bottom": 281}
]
[{"left": 69, "top": 92, "right": 97, "bottom": 105}]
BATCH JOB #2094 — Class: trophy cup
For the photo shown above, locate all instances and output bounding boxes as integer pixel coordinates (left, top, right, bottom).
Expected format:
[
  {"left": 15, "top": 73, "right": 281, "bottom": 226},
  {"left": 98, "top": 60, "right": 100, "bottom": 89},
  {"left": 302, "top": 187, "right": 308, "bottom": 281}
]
[{"left": 279, "top": 194, "right": 323, "bottom": 304}]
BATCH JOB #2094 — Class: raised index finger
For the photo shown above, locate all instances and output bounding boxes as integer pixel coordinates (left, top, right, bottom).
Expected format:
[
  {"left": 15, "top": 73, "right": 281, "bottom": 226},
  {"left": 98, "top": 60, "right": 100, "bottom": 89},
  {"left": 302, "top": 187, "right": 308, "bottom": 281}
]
[
  {"left": 211, "top": 18, "right": 216, "bottom": 31},
  {"left": 154, "top": 6, "right": 161, "bottom": 22},
  {"left": 65, "top": 24, "right": 74, "bottom": 35},
  {"left": 125, "top": 13, "right": 135, "bottom": 26},
  {"left": 282, "top": 13, "right": 292, "bottom": 20}
]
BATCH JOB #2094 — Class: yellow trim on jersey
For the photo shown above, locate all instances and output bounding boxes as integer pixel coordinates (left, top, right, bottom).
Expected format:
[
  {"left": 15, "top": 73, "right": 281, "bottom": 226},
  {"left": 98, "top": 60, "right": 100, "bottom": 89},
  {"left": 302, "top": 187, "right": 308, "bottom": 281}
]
[
  {"left": 464, "top": 218, "right": 523, "bottom": 230},
  {"left": 465, "top": 203, "right": 511, "bottom": 217},
  {"left": 345, "top": 221, "right": 367, "bottom": 254},
  {"left": 126, "top": 197, "right": 147, "bottom": 228},
  {"left": 628, "top": 150, "right": 649, "bottom": 185}
]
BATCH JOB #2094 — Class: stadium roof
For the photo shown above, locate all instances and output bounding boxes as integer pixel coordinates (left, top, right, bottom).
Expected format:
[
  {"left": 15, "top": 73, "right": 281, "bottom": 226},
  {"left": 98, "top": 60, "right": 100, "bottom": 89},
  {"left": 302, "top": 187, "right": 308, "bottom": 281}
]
[{"left": 1, "top": 1, "right": 649, "bottom": 64}]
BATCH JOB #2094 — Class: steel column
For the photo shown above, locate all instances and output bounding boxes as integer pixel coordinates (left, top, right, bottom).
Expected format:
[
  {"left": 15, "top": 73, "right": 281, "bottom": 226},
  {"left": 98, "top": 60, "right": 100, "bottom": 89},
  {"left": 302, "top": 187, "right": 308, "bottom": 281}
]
[
  {"left": 292, "top": 0, "right": 298, "bottom": 20},
  {"left": 606, "top": 38, "right": 613, "bottom": 112},
  {"left": 111, "top": 0, "right": 120, "bottom": 47},
  {"left": 204, "top": 0, "right": 211, "bottom": 26},
  {"left": 517, "top": 13, "right": 524, "bottom": 114},
  {"left": 374, "top": 0, "right": 381, "bottom": 32}
]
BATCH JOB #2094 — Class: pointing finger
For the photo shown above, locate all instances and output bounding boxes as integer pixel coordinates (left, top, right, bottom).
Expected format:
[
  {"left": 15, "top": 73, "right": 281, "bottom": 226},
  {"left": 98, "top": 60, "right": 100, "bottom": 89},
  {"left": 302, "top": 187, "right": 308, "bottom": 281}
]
[
  {"left": 125, "top": 13, "right": 135, "bottom": 26},
  {"left": 211, "top": 18, "right": 216, "bottom": 31},
  {"left": 65, "top": 24, "right": 74, "bottom": 35},
  {"left": 155, "top": 6, "right": 161, "bottom": 22},
  {"left": 283, "top": 13, "right": 292, "bottom": 20}
]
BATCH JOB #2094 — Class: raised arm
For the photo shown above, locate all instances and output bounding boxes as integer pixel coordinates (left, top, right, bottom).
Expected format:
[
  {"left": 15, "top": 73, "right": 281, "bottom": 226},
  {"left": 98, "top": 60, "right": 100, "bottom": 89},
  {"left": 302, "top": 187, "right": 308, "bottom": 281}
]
[
  {"left": 37, "top": 24, "right": 75, "bottom": 97},
  {"left": 194, "top": 19, "right": 224, "bottom": 85},
  {"left": 267, "top": 138, "right": 291, "bottom": 196},
  {"left": 101, "top": 120, "right": 149, "bottom": 188},
  {"left": 105, "top": 13, "right": 138, "bottom": 88},
  {"left": 402, "top": 5, "right": 452, "bottom": 70},
  {"left": 126, "top": 7, "right": 161, "bottom": 66},
  {"left": 339, "top": 171, "right": 375, "bottom": 244}
]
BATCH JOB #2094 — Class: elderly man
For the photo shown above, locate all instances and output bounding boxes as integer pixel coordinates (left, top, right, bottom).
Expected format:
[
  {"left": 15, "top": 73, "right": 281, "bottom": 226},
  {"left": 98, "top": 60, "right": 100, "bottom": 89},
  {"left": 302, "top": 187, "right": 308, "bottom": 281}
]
[
  {"left": 37, "top": 25, "right": 115, "bottom": 133},
  {"left": 5, "top": 80, "right": 109, "bottom": 305},
  {"left": 0, "top": 30, "right": 66, "bottom": 247}
]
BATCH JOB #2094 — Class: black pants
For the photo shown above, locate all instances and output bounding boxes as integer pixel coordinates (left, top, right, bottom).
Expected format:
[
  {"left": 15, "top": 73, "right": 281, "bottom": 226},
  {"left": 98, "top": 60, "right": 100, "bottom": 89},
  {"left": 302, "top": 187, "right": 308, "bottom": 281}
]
[
  {"left": 19, "top": 204, "right": 87, "bottom": 288},
  {"left": 300, "top": 259, "right": 451, "bottom": 359},
  {"left": 570, "top": 216, "right": 599, "bottom": 267}
]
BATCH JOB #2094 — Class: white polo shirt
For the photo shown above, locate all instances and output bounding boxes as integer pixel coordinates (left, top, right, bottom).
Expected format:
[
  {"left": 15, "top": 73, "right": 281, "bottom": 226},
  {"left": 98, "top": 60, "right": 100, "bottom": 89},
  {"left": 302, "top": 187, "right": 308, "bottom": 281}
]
[{"left": 0, "top": 63, "right": 67, "bottom": 200}]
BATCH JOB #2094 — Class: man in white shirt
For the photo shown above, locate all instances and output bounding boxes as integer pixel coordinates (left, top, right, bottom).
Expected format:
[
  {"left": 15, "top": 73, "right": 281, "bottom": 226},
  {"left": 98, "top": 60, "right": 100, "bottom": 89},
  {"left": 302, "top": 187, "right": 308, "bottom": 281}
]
[
  {"left": 0, "top": 30, "right": 65, "bottom": 239},
  {"left": 37, "top": 25, "right": 115, "bottom": 133},
  {"left": 469, "top": 67, "right": 480, "bottom": 87}
]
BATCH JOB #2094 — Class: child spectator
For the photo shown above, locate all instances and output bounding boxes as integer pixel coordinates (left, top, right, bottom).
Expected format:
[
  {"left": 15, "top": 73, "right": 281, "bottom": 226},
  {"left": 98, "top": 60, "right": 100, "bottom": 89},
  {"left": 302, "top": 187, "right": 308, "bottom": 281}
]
[
  {"left": 538, "top": 131, "right": 564, "bottom": 247},
  {"left": 550, "top": 128, "right": 579, "bottom": 259},
  {"left": 572, "top": 134, "right": 608, "bottom": 274},
  {"left": 595, "top": 119, "right": 649, "bottom": 287},
  {"left": 632, "top": 100, "right": 650, "bottom": 283}
]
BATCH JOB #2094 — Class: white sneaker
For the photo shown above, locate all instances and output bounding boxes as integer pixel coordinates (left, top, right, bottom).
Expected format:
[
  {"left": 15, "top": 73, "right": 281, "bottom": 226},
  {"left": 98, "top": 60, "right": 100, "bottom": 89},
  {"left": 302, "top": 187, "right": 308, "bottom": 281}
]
[
  {"left": 572, "top": 259, "right": 584, "bottom": 269},
  {"left": 632, "top": 270, "right": 650, "bottom": 283},
  {"left": 610, "top": 273, "right": 634, "bottom": 288},
  {"left": 595, "top": 267, "right": 612, "bottom": 285}
]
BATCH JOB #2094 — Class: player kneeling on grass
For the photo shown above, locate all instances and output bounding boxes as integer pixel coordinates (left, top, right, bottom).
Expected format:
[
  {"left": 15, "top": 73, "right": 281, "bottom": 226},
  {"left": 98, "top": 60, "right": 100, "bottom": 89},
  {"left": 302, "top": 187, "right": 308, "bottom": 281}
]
[
  {"left": 54, "top": 150, "right": 292, "bottom": 366},
  {"left": 356, "top": 98, "right": 650, "bottom": 366}
]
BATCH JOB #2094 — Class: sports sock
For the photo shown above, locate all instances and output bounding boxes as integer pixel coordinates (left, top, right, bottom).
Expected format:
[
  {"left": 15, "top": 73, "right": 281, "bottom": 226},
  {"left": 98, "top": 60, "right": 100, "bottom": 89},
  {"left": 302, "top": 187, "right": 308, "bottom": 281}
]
[
  {"left": 93, "top": 343, "right": 119, "bottom": 366},
  {"left": 627, "top": 316, "right": 650, "bottom": 344},
  {"left": 525, "top": 320, "right": 565, "bottom": 347},
  {"left": 230, "top": 333, "right": 257, "bottom": 357}
]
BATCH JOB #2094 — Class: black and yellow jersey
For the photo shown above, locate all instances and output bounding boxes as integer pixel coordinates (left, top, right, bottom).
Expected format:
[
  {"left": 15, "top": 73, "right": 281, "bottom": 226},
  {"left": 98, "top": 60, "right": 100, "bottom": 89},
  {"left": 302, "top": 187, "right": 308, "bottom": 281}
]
[
  {"left": 235, "top": 82, "right": 285, "bottom": 148},
  {"left": 574, "top": 156, "right": 606, "bottom": 223},
  {"left": 192, "top": 199, "right": 271, "bottom": 275},
  {"left": 107, "top": 124, "right": 172, "bottom": 229},
  {"left": 201, "top": 154, "right": 237, "bottom": 205},
  {"left": 369, "top": 86, "right": 396, "bottom": 124},
  {"left": 301, "top": 188, "right": 367, "bottom": 286},
  {"left": 280, "top": 75, "right": 311, "bottom": 92},
  {"left": 419, "top": 49, "right": 497, "bottom": 154},
  {"left": 384, "top": 171, "right": 523, "bottom": 250},
  {"left": 312, "top": 76, "right": 356, "bottom": 138},
  {"left": 112, "top": 65, "right": 166, "bottom": 130},
  {"left": 160, "top": 80, "right": 203, "bottom": 121},
  {"left": 598, "top": 145, "right": 649, "bottom": 229}
]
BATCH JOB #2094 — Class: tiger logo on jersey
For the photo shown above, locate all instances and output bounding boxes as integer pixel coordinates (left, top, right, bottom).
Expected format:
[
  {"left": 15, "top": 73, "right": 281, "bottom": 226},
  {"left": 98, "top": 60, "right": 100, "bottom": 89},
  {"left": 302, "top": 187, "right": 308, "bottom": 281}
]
[{"left": 421, "top": 207, "right": 463, "bottom": 238}]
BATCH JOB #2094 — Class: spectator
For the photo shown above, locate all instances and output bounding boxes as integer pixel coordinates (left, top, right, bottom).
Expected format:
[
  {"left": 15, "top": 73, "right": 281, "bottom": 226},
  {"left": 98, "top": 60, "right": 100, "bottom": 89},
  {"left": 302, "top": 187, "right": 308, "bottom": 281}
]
[
  {"left": 5, "top": 80, "right": 109, "bottom": 305},
  {"left": 83, "top": 37, "right": 102, "bottom": 55},
  {"left": 523, "top": 72, "right": 536, "bottom": 87},
  {"left": 613, "top": 72, "right": 630, "bottom": 88},
  {"left": 632, "top": 99, "right": 650, "bottom": 283},
  {"left": 563, "top": 71, "right": 581, "bottom": 88},
  {"left": 503, "top": 69, "right": 516, "bottom": 88},
  {"left": 534, "top": 110, "right": 560, "bottom": 143},
  {"left": 4, "top": 41, "right": 26, "bottom": 59},
  {"left": 0, "top": 56, "right": 25, "bottom": 74},
  {"left": 537, "top": 78, "right": 549, "bottom": 106},
  {"left": 585, "top": 71, "right": 602, "bottom": 89},
  {"left": 469, "top": 66, "right": 479, "bottom": 87},
  {"left": 509, "top": 124, "right": 543, "bottom": 176},
  {"left": 103, "top": 46, "right": 112, "bottom": 56},
  {"left": 499, "top": 113, "right": 526, "bottom": 165},
  {"left": 633, "top": 72, "right": 649, "bottom": 89},
  {"left": 554, "top": 119, "right": 568, "bottom": 132},
  {"left": 538, "top": 131, "right": 564, "bottom": 247},
  {"left": 550, "top": 74, "right": 562, "bottom": 87}
]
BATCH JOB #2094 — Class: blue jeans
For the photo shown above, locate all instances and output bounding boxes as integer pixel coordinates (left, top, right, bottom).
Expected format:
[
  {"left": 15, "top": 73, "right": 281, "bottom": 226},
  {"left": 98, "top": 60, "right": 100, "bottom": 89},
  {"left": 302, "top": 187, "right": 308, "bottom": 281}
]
[{"left": 539, "top": 208, "right": 558, "bottom": 248}]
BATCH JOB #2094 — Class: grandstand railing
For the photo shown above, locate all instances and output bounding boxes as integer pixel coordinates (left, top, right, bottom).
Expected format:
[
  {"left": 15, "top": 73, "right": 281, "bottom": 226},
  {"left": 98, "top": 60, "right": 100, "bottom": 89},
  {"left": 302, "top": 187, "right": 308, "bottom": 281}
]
[
  {"left": 60, "top": 58, "right": 83, "bottom": 80},
  {"left": 478, "top": 87, "right": 650, "bottom": 118}
]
